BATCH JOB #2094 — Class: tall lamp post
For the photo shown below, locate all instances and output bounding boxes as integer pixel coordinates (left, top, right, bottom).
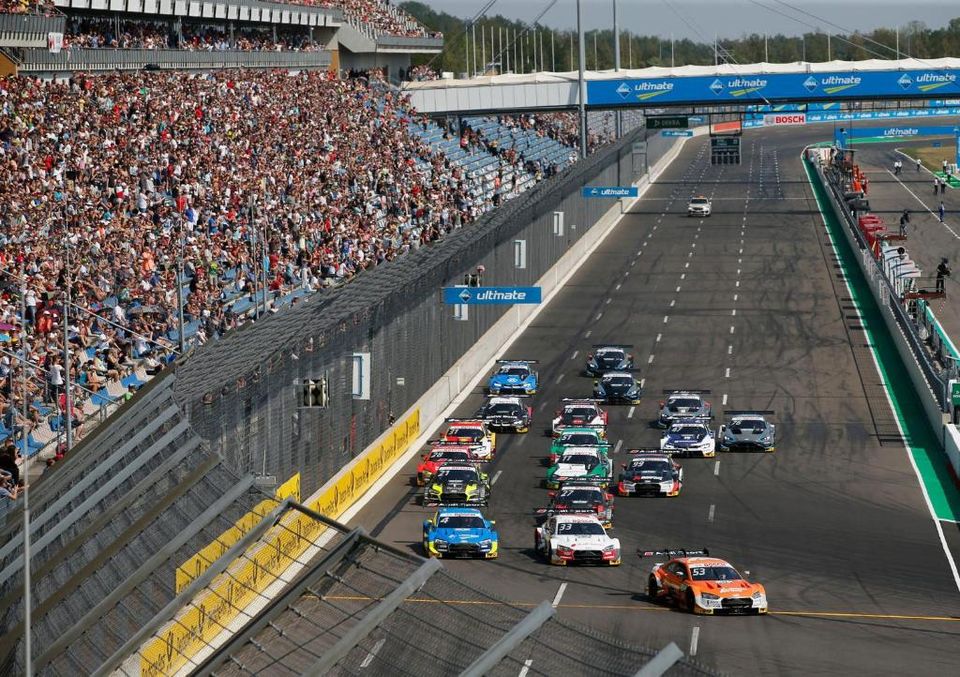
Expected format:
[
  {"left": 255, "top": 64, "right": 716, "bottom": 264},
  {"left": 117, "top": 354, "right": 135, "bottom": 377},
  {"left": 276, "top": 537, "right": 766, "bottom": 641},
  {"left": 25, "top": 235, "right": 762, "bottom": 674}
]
[
  {"left": 63, "top": 232, "right": 73, "bottom": 454},
  {"left": 20, "top": 282, "right": 32, "bottom": 677},
  {"left": 576, "top": 0, "right": 587, "bottom": 159}
]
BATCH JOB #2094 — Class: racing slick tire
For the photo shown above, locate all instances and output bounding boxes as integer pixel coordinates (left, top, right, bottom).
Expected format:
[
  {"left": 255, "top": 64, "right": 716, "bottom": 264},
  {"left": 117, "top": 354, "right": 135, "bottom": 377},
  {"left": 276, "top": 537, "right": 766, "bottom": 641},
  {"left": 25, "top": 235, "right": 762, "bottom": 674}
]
[
  {"left": 647, "top": 576, "right": 660, "bottom": 601},
  {"left": 685, "top": 589, "right": 699, "bottom": 614}
]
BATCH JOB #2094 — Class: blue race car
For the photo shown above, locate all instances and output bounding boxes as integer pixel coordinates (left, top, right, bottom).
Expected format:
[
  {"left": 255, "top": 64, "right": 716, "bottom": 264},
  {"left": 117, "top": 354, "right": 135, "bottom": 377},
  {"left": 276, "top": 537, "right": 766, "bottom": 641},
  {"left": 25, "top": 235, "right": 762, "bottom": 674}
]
[
  {"left": 422, "top": 507, "right": 499, "bottom": 559},
  {"left": 487, "top": 360, "right": 539, "bottom": 395}
]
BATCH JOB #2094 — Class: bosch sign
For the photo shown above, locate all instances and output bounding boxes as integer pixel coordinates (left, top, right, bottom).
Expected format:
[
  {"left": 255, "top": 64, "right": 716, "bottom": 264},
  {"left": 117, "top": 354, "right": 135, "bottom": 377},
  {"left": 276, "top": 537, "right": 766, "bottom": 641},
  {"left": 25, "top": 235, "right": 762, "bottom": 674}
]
[{"left": 764, "top": 113, "right": 807, "bottom": 126}]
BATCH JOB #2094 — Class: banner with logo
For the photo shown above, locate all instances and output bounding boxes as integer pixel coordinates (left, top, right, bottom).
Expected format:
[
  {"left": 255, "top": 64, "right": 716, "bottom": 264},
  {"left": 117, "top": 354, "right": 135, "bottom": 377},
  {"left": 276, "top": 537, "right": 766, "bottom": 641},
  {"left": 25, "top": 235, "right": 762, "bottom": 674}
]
[
  {"left": 763, "top": 113, "right": 807, "bottom": 126},
  {"left": 588, "top": 69, "right": 960, "bottom": 106}
]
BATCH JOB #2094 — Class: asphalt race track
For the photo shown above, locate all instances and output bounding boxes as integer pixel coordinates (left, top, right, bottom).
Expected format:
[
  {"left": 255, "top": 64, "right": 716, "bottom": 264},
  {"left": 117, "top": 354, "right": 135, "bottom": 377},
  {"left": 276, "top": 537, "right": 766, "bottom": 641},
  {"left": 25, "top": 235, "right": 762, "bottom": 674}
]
[{"left": 350, "top": 126, "right": 960, "bottom": 676}]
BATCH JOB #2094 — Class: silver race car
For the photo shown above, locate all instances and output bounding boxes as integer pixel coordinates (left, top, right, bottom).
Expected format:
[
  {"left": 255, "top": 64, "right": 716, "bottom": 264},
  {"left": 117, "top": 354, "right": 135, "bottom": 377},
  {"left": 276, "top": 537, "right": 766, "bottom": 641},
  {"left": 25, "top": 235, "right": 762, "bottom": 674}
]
[
  {"left": 657, "top": 390, "right": 713, "bottom": 428},
  {"left": 719, "top": 411, "right": 776, "bottom": 452}
]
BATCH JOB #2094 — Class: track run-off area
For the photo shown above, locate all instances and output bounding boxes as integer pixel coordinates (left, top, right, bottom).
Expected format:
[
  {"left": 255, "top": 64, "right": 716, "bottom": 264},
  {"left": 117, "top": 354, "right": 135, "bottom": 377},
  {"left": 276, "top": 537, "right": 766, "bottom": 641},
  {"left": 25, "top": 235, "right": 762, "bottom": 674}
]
[{"left": 351, "top": 125, "right": 960, "bottom": 675}]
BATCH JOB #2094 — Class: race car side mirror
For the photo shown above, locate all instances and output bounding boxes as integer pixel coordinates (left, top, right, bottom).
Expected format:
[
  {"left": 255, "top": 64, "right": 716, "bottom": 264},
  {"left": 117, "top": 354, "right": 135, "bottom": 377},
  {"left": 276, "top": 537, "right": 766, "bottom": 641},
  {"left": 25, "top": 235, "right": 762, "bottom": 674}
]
[
  {"left": 547, "top": 491, "right": 556, "bottom": 498},
  {"left": 490, "top": 520, "right": 496, "bottom": 525},
  {"left": 423, "top": 520, "right": 432, "bottom": 528}
]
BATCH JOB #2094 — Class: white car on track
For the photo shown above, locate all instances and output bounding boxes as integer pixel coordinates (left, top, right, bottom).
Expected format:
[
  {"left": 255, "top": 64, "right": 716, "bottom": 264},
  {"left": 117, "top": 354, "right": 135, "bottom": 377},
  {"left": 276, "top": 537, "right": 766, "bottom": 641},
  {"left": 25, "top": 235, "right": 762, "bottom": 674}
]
[
  {"left": 687, "top": 196, "right": 712, "bottom": 217},
  {"left": 534, "top": 514, "right": 622, "bottom": 566}
]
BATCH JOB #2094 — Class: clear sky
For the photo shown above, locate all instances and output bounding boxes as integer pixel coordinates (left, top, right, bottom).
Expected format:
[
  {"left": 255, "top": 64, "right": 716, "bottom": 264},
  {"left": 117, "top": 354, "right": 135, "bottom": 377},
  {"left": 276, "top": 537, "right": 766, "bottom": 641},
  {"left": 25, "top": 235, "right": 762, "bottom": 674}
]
[{"left": 422, "top": 0, "right": 958, "bottom": 40}]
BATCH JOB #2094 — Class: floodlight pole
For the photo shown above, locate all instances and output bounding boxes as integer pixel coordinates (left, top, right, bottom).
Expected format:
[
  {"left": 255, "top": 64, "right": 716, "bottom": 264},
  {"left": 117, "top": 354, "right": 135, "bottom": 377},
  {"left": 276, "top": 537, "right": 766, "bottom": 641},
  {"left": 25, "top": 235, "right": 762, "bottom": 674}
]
[
  {"left": 63, "top": 234, "right": 73, "bottom": 453},
  {"left": 577, "top": 0, "right": 587, "bottom": 159},
  {"left": 20, "top": 282, "right": 31, "bottom": 677},
  {"left": 613, "top": 0, "right": 622, "bottom": 139}
]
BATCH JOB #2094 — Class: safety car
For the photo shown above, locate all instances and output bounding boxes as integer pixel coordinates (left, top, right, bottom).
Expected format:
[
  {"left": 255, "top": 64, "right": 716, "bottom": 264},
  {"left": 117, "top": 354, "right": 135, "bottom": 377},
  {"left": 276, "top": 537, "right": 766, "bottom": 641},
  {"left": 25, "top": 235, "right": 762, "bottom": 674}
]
[
  {"left": 687, "top": 196, "right": 712, "bottom": 217},
  {"left": 539, "top": 482, "right": 615, "bottom": 528},
  {"left": 415, "top": 445, "right": 475, "bottom": 486},
  {"left": 593, "top": 371, "right": 643, "bottom": 404},
  {"left": 641, "top": 548, "right": 768, "bottom": 615},
  {"left": 476, "top": 396, "right": 533, "bottom": 433},
  {"left": 657, "top": 390, "right": 712, "bottom": 428},
  {"left": 421, "top": 463, "right": 490, "bottom": 506},
  {"left": 422, "top": 507, "right": 498, "bottom": 559},
  {"left": 584, "top": 345, "right": 634, "bottom": 376},
  {"left": 487, "top": 359, "right": 539, "bottom": 395},
  {"left": 660, "top": 420, "right": 716, "bottom": 457},
  {"left": 551, "top": 399, "right": 608, "bottom": 437},
  {"left": 618, "top": 450, "right": 683, "bottom": 497},
  {"left": 443, "top": 418, "right": 496, "bottom": 459},
  {"left": 535, "top": 514, "right": 621, "bottom": 566},
  {"left": 719, "top": 411, "right": 776, "bottom": 452},
  {"left": 547, "top": 427, "right": 609, "bottom": 466},
  {"left": 545, "top": 447, "right": 613, "bottom": 489}
]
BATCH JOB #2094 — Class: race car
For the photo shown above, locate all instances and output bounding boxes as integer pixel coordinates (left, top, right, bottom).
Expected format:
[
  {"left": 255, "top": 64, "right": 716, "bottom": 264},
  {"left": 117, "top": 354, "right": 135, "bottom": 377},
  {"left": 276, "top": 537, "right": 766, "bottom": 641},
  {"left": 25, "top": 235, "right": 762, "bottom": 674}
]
[
  {"left": 535, "top": 514, "right": 621, "bottom": 566},
  {"left": 539, "top": 482, "right": 615, "bottom": 528},
  {"left": 547, "top": 427, "right": 609, "bottom": 466},
  {"left": 487, "top": 359, "right": 539, "bottom": 395},
  {"left": 551, "top": 399, "right": 608, "bottom": 437},
  {"left": 660, "top": 420, "right": 716, "bottom": 457},
  {"left": 618, "top": 450, "right": 683, "bottom": 497},
  {"left": 657, "top": 390, "right": 712, "bottom": 428},
  {"left": 641, "top": 548, "right": 768, "bottom": 615},
  {"left": 415, "top": 445, "right": 475, "bottom": 486},
  {"left": 476, "top": 396, "right": 533, "bottom": 433},
  {"left": 421, "top": 463, "right": 490, "bottom": 506},
  {"left": 422, "top": 507, "right": 498, "bottom": 559},
  {"left": 719, "top": 411, "right": 776, "bottom": 452},
  {"left": 584, "top": 345, "right": 634, "bottom": 376},
  {"left": 545, "top": 447, "right": 613, "bottom": 490},
  {"left": 593, "top": 371, "right": 643, "bottom": 404},
  {"left": 443, "top": 419, "right": 496, "bottom": 459},
  {"left": 687, "top": 196, "right": 712, "bottom": 217}
]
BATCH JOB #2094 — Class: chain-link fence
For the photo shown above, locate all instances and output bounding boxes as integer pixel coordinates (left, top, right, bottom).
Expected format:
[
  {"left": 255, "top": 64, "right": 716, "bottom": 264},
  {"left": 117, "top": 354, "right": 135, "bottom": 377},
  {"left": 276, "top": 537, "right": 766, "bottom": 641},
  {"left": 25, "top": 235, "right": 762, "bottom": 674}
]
[{"left": 174, "top": 129, "right": 677, "bottom": 499}]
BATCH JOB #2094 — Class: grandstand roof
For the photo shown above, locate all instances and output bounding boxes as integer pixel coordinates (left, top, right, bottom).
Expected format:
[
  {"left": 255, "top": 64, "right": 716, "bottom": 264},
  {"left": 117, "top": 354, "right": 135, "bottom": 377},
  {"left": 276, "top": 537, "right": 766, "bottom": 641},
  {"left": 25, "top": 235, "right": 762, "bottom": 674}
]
[{"left": 402, "top": 57, "right": 960, "bottom": 90}]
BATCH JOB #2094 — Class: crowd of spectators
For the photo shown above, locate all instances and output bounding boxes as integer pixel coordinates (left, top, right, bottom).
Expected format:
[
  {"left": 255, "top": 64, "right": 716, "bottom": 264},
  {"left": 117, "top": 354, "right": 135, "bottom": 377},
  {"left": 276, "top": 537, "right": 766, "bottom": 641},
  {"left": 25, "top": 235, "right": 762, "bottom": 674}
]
[
  {"left": 317, "top": 0, "right": 439, "bottom": 39},
  {"left": 65, "top": 19, "right": 322, "bottom": 52},
  {"left": 0, "top": 68, "right": 542, "bottom": 475},
  {"left": 0, "top": 0, "right": 55, "bottom": 15},
  {"left": 406, "top": 64, "right": 440, "bottom": 81},
  {"left": 498, "top": 112, "right": 616, "bottom": 154}
]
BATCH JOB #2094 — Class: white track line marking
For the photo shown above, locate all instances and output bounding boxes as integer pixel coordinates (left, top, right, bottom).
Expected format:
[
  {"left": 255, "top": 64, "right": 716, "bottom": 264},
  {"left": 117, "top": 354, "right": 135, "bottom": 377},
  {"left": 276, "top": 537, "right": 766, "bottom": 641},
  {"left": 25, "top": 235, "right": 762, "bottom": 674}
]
[
  {"left": 733, "top": 294, "right": 738, "bottom": 302},
  {"left": 596, "top": 312, "right": 603, "bottom": 320},
  {"left": 640, "top": 377, "right": 646, "bottom": 389},
  {"left": 648, "top": 354, "right": 655, "bottom": 364},
  {"left": 714, "top": 460, "right": 721, "bottom": 476},
  {"left": 690, "top": 626, "right": 701, "bottom": 657},
  {"left": 585, "top": 330, "right": 592, "bottom": 338},
  {"left": 725, "top": 367, "right": 731, "bottom": 378},
  {"left": 519, "top": 659, "right": 534, "bottom": 677},
  {"left": 615, "top": 283, "right": 622, "bottom": 291},
  {"left": 606, "top": 298, "right": 612, "bottom": 305},
  {"left": 552, "top": 582, "right": 568, "bottom": 607},
  {"left": 670, "top": 299, "right": 676, "bottom": 307},
  {"left": 663, "top": 316, "right": 669, "bottom": 324},
  {"left": 728, "top": 345, "right": 733, "bottom": 355},
  {"left": 360, "top": 638, "right": 386, "bottom": 669},
  {"left": 627, "top": 406, "right": 636, "bottom": 419},
  {"left": 736, "top": 268, "right": 741, "bottom": 275},
  {"left": 624, "top": 271, "right": 630, "bottom": 277},
  {"left": 491, "top": 470, "right": 503, "bottom": 485},
  {"left": 730, "top": 325, "right": 735, "bottom": 334},
  {"left": 707, "top": 504, "right": 716, "bottom": 523},
  {"left": 571, "top": 350, "right": 579, "bottom": 360},
  {"left": 685, "top": 262, "right": 690, "bottom": 268},
  {"left": 614, "top": 439, "right": 623, "bottom": 454},
  {"left": 676, "top": 286, "right": 682, "bottom": 293},
  {"left": 539, "top": 402, "right": 548, "bottom": 412},
  {"left": 688, "top": 252, "right": 694, "bottom": 258},
  {"left": 556, "top": 374, "right": 565, "bottom": 383},
  {"left": 736, "top": 280, "right": 740, "bottom": 287},
  {"left": 655, "top": 333, "right": 662, "bottom": 343},
  {"left": 680, "top": 273, "right": 686, "bottom": 280},
  {"left": 631, "top": 260, "right": 636, "bottom": 267},
  {"left": 731, "top": 309, "right": 737, "bottom": 317},
  {"left": 722, "top": 393, "right": 728, "bottom": 405}
]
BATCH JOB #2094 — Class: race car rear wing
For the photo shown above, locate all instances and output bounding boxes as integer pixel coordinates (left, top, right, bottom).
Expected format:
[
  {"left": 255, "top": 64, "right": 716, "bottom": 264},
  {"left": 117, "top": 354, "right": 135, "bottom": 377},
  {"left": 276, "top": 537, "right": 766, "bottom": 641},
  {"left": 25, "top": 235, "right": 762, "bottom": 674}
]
[
  {"left": 591, "top": 343, "right": 634, "bottom": 348},
  {"left": 445, "top": 417, "right": 488, "bottom": 424},
  {"left": 662, "top": 389, "right": 712, "bottom": 394},
  {"left": 555, "top": 476, "right": 610, "bottom": 487},
  {"left": 626, "top": 447, "right": 668, "bottom": 455},
  {"left": 637, "top": 547, "right": 710, "bottom": 559},
  {"left": 496, "top": 359, "right": 539, "bottom": 364},
  {"left": 484, "top": 394, "right": 532, "bottom": 400},
  {"left": 535, "top": 506, "right": 604, "bottom": 516},
  {"left": 723, "top": 410, "right": 775, "bottom": 416},
  {"left": 560, "top": 398, "right": 606, "bottom": 404}
]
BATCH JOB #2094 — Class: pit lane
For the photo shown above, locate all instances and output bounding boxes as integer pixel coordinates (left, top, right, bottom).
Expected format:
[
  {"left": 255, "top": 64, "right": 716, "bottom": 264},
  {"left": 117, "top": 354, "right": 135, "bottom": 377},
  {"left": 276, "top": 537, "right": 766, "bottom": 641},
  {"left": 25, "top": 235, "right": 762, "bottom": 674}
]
[{"left": 349, "top": 126, "right": 960, "bottom": 675}]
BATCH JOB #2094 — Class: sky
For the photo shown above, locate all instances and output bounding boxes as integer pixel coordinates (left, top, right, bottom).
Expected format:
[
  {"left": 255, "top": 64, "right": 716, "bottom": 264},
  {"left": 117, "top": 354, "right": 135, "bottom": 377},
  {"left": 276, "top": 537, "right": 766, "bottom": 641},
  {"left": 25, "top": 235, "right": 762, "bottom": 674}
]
[{"left": 421, "top": 1, "right": 959, "bottom": 40}]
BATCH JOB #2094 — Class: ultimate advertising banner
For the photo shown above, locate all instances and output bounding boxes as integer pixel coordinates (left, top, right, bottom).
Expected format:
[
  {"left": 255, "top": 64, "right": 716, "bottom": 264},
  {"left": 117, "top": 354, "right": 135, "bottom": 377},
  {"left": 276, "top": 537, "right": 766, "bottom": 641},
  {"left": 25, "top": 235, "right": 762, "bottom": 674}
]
[{"left": 588, "top": 69, "right": 960, "bottom": 106}]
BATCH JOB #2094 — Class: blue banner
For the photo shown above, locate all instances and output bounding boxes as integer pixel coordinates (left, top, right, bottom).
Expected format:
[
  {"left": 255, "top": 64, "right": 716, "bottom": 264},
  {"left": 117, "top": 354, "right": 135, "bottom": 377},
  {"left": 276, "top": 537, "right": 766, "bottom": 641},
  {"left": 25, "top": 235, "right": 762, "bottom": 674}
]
[
  {"left": 742, "top": 106, "right": 960, "bottom": 128},
  {"left": 589, "top": 68, "right": 960, "bottom": 106},
  {"left": 840, "top": 124, "right": 960, "bottom": 140},
  {"left": 442, "top": 286, "right": 542, "bottom": 305},
  {"left": 663, "top": 130, "right": 694, "bottom": 137},
  {"left": 582, "top": 186, "right": 639, "bottom": 198}
]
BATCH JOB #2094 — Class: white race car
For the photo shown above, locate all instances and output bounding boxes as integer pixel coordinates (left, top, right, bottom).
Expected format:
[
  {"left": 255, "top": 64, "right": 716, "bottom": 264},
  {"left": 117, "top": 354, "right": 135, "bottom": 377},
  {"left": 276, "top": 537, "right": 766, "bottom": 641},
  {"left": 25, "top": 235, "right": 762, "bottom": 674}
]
[
  {"left": 660, "top": 421, "right": 717, "bottom": 457},
  {"left": 687, "top": 196, "right": 712, "bottom": 217},
  {"left": 551, "top": 399, "right": 608, "bottom": 437},
  {"left": 534, "top": 514, "right": 621, "bottom": 566}
]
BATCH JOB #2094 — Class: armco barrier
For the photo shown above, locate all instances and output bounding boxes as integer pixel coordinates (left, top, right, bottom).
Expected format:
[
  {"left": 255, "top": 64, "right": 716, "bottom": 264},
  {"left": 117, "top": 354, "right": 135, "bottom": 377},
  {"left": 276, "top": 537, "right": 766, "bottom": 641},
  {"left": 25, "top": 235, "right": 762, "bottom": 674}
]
[
  {"left": 807, "top": 149, "right": 949, "bottom": 437},
  {"left": 945, "top": 424, "right": 960, "bottom": 478},
  {"left": 141, "top": 408, "right": 419, "bottom": 675}
]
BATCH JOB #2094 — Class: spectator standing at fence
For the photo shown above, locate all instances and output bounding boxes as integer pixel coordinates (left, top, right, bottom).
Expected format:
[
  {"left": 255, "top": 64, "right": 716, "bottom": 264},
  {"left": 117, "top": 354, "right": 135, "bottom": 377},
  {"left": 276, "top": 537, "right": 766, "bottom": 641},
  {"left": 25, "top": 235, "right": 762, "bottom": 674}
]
[{"left": 937, "top": 258, "right": 951, "bottom": 293}]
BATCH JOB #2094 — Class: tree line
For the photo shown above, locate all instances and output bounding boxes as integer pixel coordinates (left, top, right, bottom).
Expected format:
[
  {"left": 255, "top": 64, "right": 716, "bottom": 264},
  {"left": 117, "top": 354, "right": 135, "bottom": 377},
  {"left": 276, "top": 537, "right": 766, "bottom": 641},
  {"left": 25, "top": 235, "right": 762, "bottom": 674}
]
[{"left": 401, "top": 3, "right": 960, "bottom": 76}]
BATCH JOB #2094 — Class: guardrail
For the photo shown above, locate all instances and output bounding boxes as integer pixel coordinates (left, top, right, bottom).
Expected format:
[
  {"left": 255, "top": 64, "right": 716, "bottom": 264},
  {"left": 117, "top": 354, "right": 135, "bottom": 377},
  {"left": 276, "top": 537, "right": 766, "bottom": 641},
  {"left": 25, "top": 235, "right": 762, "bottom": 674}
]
[
  {"left": 917, "top": 298, "right": 960, "bottom": 366},
  {"left": 0, "top": 13, "right": 65, "bottom": 48},
  {"left": 52, "top": 0, "right": 342, "bottom": 26},
  {"left": 15, "top": 47, "right": 332, "bottom": 72}
]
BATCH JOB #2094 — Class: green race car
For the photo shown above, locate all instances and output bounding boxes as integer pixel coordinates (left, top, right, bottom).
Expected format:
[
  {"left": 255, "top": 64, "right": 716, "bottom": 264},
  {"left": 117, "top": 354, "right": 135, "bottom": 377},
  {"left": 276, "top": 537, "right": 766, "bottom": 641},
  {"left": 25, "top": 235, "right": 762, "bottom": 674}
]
[
  {"left": 545, "top": 447, "right": 613, "bottom": 490},
  {"left": 421, "top": 463, "right": 490, "bottom": 506},
  {"left": 548, "top": 428, "right": 611, "bottom": 466}
]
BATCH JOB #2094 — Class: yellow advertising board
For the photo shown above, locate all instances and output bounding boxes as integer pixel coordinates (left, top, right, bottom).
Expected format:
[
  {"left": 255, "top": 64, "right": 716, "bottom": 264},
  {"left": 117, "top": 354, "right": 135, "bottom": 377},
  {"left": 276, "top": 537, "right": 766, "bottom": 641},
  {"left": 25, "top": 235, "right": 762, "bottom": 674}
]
[{"left": 141, "top": 409, "right": 419, "bottom": 676}]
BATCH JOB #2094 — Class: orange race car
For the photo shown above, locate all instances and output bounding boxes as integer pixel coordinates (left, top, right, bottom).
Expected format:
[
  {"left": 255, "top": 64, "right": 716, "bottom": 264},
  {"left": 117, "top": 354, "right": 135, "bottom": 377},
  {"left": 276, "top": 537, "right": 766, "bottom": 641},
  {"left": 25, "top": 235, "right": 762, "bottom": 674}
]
[{"left": 640, "top": 548, "right": 768, "bottom": 615}]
